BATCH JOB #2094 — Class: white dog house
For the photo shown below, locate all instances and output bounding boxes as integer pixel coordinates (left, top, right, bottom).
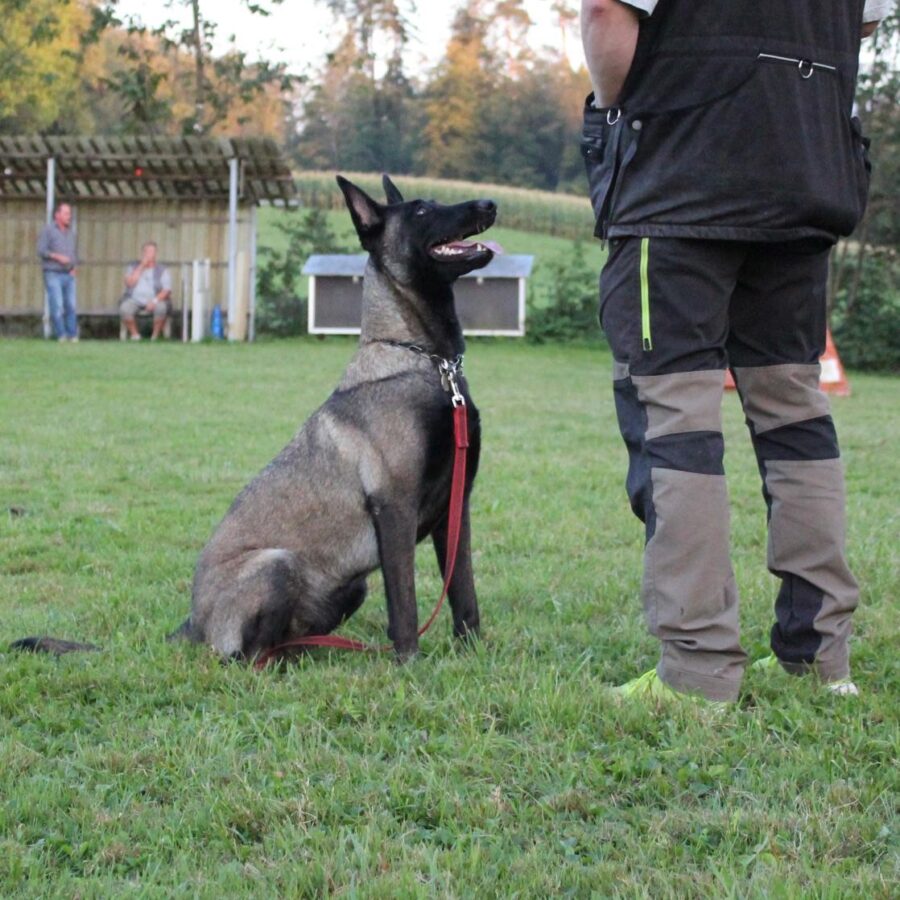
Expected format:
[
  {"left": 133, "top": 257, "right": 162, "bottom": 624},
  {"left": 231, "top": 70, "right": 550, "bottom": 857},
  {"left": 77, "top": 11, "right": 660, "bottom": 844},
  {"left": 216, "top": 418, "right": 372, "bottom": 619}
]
[{"left": 303, "top": 254, "right": 533, "bottom": 337}]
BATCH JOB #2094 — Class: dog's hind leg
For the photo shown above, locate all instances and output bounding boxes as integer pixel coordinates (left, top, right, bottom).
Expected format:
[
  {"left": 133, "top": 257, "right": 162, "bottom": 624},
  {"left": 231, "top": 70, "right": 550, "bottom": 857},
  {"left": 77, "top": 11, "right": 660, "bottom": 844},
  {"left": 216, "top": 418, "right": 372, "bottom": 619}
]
[
  {"left": 432, "top": 500, "right": 480, "bottom": 641},
  {"left": 314, "top": 578, "right": 368, "bottom": 634},
  {"left": 196, "top": 549, "right": 304, "bottom": 660},
  {"left": 236, "top": 550, "right": 306, "bottom": 660}
]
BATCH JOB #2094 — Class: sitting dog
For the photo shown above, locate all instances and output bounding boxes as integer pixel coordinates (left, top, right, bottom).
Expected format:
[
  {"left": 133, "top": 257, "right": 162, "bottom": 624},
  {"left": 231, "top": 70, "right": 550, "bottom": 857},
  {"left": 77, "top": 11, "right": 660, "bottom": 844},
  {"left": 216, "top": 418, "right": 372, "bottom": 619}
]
[{"left": 167, "top": 175, "right": 500, "bottom": 661}]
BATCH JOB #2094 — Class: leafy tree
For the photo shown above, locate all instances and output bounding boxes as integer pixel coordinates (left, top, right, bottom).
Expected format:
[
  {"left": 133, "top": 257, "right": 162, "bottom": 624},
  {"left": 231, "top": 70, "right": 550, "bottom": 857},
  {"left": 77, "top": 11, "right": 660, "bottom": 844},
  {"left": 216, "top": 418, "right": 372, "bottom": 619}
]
[
  {"left": 256, "top": 208, "right": 350, "bottom": 336},
  {"left": 0, "top": 0, "right": 88, "bottom": 131},
  {"left": 91, "top": 0, "right": 296, "bottom": 136},
  {"left": 295, "top": 1, "right": 419, "bottom": 172},
  {"left": 318, "top": 0, "right": 411, "bottom": 79},
  {"left": 422, "top": 1, "right": 494, "bottom": 179},
  {"left": 526, "top": 241, "right": 601, "bottom": 343},
  {"left": 828, "top": 12, "right": 900, "bottom": 369}
]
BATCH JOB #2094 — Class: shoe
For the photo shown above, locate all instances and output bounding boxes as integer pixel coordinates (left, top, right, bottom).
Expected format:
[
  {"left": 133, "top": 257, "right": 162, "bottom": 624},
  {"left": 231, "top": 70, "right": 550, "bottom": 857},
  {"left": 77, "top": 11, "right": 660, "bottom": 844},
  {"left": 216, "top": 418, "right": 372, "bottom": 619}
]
[
  {"left": 752, "top": 654, "right": 858, "bottom": 696},
  {"left": 824, "top": 678, "right": 859, "bottom": 696},
  {"left": 69, "top": 336, "right": 79, "bottom": 343},
  {"left": 750, "top": 654, "right": 781, "bottom": 672},
  {"left": 609, "top": 669, "right": 730, "bottom": 709},
  {"left": 130, "top": 334, "right": 142, "bottom": 341}
]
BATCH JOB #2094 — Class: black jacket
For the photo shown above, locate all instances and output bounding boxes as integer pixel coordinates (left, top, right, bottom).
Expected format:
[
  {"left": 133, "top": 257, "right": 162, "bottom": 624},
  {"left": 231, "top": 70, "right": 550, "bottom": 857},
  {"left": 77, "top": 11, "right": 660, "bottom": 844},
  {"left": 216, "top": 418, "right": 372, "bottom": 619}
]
[{"left": 583, "top": 0, "right": 871, "bottom": 245}]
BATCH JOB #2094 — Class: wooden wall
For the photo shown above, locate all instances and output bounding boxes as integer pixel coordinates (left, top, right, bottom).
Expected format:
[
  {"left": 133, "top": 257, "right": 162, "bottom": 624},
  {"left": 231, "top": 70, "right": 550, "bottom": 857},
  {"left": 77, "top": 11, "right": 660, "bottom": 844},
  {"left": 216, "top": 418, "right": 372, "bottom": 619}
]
[{"left": 0, "top": 199, "right": 253, "bottom": 317}]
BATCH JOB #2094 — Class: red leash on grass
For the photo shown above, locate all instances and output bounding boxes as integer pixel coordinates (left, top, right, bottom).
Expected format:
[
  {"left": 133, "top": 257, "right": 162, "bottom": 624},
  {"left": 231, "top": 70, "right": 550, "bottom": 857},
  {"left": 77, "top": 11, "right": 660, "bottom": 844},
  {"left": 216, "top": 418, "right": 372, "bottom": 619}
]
[{"left": 254, "top": 397, "right": 469, "bottom": 670}]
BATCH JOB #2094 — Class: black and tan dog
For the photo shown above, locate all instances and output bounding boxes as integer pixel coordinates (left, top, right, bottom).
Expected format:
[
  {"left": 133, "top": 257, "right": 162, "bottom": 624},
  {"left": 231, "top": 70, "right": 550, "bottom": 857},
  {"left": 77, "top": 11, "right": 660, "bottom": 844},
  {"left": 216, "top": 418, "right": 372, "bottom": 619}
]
[
  {"left": 163, "top": 175, "right": 499, "bottom": 662},
  {"left": 11, "top": 177, "right": 498, "bottom": 662}
]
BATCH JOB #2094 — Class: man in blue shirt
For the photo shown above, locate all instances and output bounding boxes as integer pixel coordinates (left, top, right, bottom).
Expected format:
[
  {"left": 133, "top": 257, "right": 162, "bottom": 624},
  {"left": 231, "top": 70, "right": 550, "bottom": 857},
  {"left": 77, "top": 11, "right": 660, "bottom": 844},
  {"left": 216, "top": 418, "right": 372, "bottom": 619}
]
[{"left": 36, "top": 202, "right": 79, "bottom": 342}]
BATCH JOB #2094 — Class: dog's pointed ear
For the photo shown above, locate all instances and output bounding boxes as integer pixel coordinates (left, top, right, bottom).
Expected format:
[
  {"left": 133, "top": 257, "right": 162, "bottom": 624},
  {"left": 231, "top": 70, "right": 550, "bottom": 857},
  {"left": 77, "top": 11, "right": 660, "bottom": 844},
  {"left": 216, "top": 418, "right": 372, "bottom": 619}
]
[
  {"left": 336, "top": 176, "right": 384, "bottom": 241},
  {"left": 382, "top": 174, "right": 404, "bottom": 205}
]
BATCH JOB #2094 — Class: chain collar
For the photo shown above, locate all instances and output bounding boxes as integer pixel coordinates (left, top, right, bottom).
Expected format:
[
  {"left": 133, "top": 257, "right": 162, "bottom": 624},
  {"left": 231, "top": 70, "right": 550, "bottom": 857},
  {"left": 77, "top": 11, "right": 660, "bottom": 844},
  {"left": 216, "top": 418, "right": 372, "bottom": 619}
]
[{"left": 370, "top": 339, "right": 466, "bottom": 407}]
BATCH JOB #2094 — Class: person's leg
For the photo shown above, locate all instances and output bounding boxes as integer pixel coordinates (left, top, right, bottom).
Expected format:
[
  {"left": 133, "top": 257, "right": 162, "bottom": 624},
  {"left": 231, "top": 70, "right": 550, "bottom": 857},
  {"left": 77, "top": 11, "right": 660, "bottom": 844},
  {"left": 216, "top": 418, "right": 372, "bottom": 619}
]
[
  {"left": 44, "top": 272, "right": 65, "bottom": 339},
  {"left": 151, "top": 300, "right": 169, "bottom": 340},
  {"left": 728, "top": 245, "right": 858, "bottom": 683},
  {"left": 120, "top": 299, "right": 141, "bottom": 339},
  {"left": 61, "top": 273, "right": 77, "bottom": 339},
  {"left": 600, "top": 237, "right": 749, "bottom": 702}
]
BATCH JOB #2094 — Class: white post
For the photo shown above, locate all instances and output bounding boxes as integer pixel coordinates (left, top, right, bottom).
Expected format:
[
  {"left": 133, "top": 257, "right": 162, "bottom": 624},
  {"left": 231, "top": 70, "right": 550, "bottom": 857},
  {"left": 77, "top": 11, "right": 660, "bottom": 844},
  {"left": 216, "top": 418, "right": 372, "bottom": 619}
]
[
  {"left": 191, "top": 259, "right": 206, "bottom": 342},
  {"left": 248, "top": 204, "right": 258, "bottom": 342},
  {"left": 43, "top": 157, "right": 56, "bottom": 338},
  {"left": 307, "top": 276, "right": 316, "bottom": 335},
  {"left": 226, "top": 156, "right": 239, "bottom": 340},
  {"left": 181, "top": 263, "right": 190, "bottom": 343}
]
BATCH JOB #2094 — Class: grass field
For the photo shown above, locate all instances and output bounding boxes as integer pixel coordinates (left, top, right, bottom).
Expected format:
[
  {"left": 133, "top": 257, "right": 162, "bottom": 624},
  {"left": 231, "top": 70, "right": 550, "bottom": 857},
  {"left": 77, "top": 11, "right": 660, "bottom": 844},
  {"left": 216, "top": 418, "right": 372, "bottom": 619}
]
[{"left": 1, "top": 339, "right": 898, "bottom": 897}]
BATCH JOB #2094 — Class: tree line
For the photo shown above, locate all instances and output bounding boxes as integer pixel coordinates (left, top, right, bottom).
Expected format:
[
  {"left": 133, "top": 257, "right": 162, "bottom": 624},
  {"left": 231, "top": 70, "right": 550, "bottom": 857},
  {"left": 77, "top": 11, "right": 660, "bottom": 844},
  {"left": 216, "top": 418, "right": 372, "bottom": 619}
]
[
  {"left": 1, "top": 0, "right": 897, "bottom": 214},
  {"left": 0, "top": 0, "right": 591, "bottom": 193}
]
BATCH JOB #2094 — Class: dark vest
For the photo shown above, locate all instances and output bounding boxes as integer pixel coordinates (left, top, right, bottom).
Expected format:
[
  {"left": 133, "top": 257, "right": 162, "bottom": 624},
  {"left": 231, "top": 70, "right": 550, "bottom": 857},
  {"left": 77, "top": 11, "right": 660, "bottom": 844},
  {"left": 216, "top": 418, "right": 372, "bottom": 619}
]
[{"left": 582, "top": 0, "right": 871, "bottom": 245}]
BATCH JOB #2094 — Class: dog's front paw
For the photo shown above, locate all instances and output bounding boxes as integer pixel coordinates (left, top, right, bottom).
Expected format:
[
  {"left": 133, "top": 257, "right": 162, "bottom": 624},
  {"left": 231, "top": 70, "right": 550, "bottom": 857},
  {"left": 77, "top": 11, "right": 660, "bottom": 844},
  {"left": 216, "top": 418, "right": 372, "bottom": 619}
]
[
  {"left": 453, "top": 614, "right": 480, "bottom": 642},
  {"left": 393, "top": 643, "right": 419, "bottom": 664}
]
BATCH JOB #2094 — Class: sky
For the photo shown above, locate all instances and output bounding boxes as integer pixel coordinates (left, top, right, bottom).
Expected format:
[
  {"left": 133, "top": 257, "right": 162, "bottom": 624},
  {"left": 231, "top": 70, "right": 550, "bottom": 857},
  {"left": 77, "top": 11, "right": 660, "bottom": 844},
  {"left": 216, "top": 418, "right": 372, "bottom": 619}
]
[{"left": 114, "top": 0, "right": 580, "bottom": 77}]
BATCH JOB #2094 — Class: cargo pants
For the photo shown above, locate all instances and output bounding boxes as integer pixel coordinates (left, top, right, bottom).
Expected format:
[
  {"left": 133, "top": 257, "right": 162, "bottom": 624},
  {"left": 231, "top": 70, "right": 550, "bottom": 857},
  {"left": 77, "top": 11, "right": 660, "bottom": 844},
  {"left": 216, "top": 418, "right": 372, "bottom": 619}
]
[{"left": 600, "top": 237, "right": 858, "bottom": 701}]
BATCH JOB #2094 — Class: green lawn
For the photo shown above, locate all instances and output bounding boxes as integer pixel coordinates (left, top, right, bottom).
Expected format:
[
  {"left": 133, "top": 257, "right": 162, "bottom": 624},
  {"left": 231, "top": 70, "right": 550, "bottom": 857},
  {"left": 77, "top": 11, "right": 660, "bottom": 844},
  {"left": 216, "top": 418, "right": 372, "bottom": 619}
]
[{"left": 1, "top": 339, "right": 898, "bottom": 896}]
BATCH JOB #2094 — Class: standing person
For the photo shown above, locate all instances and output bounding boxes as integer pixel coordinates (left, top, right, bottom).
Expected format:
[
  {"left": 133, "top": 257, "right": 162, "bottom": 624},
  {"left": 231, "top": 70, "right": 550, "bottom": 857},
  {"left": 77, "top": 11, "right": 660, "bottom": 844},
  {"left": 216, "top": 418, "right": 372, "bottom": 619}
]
[
  {"left": 36, "top": 202, "right": 79, "bottom": 342},
  {"left": 580, "top": 0, "right": 892, "bottom": 704},
  {"left": 119, "top": 241, "right": 172, "bottom": 341}
]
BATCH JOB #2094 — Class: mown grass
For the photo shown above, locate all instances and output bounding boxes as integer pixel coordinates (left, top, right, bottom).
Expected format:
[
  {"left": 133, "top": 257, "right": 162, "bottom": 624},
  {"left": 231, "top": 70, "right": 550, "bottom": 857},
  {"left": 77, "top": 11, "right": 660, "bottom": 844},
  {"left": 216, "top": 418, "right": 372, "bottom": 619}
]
[{"left": 1, "top": 339, "right": 898, "bottom": 897}]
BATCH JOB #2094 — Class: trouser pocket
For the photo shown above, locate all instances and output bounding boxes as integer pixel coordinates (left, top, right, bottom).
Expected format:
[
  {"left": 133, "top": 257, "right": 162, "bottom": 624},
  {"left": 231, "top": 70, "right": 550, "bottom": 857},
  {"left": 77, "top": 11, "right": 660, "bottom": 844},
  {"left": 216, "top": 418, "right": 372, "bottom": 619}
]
[{"left": 582, "top": 97, "right": 624, "bottom": 239}]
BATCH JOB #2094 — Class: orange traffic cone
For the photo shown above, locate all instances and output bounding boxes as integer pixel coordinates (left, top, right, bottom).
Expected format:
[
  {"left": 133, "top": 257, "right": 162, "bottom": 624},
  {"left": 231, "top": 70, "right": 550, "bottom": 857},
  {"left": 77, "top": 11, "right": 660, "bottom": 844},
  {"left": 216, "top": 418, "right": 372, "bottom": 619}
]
[
  {"left": 725, "top": 329, "right": 850, "bottom": 395},
  {"left": 819, "top": 330, "right": 851, "bottom": 396}
]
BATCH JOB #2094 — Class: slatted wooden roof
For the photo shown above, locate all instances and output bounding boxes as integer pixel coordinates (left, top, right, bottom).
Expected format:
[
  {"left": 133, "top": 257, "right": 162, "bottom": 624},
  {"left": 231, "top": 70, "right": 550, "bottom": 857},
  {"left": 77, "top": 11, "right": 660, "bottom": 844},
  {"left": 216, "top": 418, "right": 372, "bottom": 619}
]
[
  {"left": 304, "top": 254, "right": 535, "bottom": 279},
  {"left": 0, "top": 135, "right": 296, "bottom": 205}
]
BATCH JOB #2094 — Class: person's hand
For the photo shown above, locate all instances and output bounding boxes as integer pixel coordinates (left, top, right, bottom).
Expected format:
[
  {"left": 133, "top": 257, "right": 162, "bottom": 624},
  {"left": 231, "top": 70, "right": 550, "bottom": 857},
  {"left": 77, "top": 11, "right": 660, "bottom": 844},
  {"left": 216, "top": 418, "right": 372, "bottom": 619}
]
[
  {"left": 54, "top": 254, "right": 71, "bottom": 266},
  {"left": 146, "top": 300, "right": 157, "bottom": 312}
]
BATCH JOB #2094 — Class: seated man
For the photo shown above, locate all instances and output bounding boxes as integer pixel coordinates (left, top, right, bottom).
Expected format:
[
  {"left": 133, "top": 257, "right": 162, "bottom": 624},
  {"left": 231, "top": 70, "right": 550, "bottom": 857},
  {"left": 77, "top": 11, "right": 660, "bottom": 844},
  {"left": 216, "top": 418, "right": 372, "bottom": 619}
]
[{"left": 120, "top": 241, "right": 172, "bottom": 341}]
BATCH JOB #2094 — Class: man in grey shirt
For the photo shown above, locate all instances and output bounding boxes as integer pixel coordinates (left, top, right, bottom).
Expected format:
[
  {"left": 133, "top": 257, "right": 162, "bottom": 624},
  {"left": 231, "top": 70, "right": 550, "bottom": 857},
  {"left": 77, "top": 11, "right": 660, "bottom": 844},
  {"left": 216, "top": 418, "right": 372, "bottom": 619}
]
[
  {"left": 119, "top": 241, "right": 173, "bottom": 341},
  {"left": 36, "top": 202, "right": 79, "bottom": 342}
]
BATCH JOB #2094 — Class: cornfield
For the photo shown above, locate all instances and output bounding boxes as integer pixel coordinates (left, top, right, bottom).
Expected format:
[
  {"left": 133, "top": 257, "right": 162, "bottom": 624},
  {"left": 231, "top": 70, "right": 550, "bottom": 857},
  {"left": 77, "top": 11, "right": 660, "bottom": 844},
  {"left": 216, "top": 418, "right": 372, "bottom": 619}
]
[{"left": 294, "top": 171, "right": 595, "bottom": 240}]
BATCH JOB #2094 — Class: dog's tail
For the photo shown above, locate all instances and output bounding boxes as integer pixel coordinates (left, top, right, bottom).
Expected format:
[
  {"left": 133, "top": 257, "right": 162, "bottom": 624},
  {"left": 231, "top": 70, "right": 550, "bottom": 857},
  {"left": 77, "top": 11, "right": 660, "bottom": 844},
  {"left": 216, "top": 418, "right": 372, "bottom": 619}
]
[{"left": 10, "top": 636, "right": 102, "bottom": 655}]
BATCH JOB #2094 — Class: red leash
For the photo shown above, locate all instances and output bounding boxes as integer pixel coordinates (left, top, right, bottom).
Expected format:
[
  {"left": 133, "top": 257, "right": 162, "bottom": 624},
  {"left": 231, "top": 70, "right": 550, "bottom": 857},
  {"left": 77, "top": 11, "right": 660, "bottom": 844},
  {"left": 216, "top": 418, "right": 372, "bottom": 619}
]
[{"left": 254, "top": 395, "right": 469, "bottom": 670}]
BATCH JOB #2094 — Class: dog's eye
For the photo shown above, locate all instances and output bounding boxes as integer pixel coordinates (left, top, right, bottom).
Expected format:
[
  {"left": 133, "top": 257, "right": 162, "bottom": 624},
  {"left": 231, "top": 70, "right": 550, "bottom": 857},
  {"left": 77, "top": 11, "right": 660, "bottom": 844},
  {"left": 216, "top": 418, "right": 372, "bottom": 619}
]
[{"left": 415, "top": 206, "right": 427, "bottom": 216}]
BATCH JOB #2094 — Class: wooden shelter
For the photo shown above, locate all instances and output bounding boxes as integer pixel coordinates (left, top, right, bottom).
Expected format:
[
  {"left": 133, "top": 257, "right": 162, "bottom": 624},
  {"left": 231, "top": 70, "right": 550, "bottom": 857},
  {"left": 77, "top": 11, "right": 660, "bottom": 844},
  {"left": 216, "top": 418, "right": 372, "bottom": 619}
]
[
  {"left": 0, "top": 135, "right": 295, "bottom": 339},
  {"left": 303, "top": 254, "right": 534, "bottom": 337}
]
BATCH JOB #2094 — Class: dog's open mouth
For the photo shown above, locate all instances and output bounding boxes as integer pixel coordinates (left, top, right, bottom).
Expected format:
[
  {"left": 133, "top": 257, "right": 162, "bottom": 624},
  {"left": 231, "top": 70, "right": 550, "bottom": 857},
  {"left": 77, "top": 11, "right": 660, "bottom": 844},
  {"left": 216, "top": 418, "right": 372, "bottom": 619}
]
[{"left": 429, "top": 238, "right": 504, "bottom": 261}]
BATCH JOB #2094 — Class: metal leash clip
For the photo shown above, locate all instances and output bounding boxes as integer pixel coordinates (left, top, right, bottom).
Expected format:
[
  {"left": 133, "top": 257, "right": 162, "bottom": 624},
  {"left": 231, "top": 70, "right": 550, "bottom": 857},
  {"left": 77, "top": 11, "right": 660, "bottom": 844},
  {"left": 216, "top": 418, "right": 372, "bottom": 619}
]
[{"left": 439, "top": 356, "right": 466, "bottom": 407}]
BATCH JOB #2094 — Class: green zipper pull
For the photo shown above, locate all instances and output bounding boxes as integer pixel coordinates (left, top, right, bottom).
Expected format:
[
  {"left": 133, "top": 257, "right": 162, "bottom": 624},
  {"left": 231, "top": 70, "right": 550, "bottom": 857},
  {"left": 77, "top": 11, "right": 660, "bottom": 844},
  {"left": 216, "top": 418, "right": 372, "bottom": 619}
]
[{"left": 640, "top": 238, "right": 652, "bottom": 351}]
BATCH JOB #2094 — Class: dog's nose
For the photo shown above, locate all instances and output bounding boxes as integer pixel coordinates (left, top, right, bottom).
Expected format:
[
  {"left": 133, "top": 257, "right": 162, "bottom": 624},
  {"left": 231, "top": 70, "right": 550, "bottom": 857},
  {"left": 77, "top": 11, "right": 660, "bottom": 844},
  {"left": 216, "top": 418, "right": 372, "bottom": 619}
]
[{"left": 477, "top": 200, "right": 497, "bottom": 215}]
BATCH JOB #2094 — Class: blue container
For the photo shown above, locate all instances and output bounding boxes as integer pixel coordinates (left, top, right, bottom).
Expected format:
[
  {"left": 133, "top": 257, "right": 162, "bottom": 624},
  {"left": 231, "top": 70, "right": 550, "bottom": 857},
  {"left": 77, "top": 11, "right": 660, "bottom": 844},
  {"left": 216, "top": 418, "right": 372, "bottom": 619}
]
[{"left": 211, "top": 304, "right": 224, "bottom": 339}]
